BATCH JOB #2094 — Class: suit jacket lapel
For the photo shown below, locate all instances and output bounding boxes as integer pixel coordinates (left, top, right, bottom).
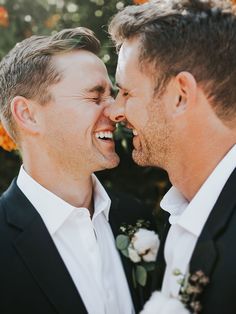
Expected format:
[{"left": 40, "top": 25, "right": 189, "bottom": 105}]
[
  {"left": 190, "top": 168, "right": 236, "bottom": 277},
  {"left": 2, "top": 180, "right": 87, "bottom": 314},
  {"left": 108, "top": 195, "right": 140, "bottom": 312},
  {"left": 152, "top": 213, "right": 170, "bottom": 291},
  {"left": 153, "top": 168, "right": 236, "bottom": 291}
]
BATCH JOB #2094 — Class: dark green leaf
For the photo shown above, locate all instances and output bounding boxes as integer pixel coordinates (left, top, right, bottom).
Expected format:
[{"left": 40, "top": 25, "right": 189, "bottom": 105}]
[
  {"left": 132, "top": 267, "right": 137, "bottom": 289},
  {"left": 143, "top": 262, "right": 156, "bottom": 272},
  {"left": 136, "top": 265, "right": 147, "bottom": 287},
  {"left": 121, "top": 248, "right": 129, "bottom": 258},
  {"left": 116, "top": 234, "right": 130, "bottom": 250}
]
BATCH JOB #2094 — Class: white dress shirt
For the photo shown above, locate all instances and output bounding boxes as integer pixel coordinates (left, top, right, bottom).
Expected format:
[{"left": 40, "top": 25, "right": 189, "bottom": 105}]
[
  {"left": 17, "top": 167, "right": 134, "bottom": 314},
  {"left": 161, "top": 144, "right": 236, "bottom": 298}
]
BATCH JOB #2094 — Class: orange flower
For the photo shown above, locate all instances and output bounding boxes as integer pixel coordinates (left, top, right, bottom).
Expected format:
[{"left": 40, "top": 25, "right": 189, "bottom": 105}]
[
  {"left": 0, "top": 123, "right": 17, "bottom": 152},
  {"left": 44, "top": 14, "right": 61, "bottom": 29},
  {"left": 0, "top": 6, "right": 9, "bottom": 28},
  {"left": 133, "top": 0, "right": 149, "bottom": 4}
]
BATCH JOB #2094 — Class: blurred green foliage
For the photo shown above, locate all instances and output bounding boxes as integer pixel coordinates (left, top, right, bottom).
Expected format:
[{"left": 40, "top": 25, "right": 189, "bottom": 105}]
[{"left": 0, "top": 0, "right": 170, "bottom": 218}]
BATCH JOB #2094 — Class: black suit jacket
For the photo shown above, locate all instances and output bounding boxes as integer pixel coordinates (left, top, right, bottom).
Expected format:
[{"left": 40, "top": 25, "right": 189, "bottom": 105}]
[
  {"left": 0, "top": 179, "right": 155, "bottom": 314},
  {"left": 154, "top": 168, "right": 236, "bottom": 314}
]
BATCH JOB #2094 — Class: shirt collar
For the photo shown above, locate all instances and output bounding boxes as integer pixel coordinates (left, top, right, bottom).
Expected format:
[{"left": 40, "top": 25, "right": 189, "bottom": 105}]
[
  {"left": 91, "top": 173, "right": 111, "bottom": 221},
  {"left": 161, "top": 144, "right": 236, "bottom": 237},
  {"left": 17, "top": 166, "right": 111, "bottom": 235}
]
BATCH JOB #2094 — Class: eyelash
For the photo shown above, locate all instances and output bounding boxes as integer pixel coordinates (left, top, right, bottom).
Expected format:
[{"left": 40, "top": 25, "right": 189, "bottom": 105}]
[
  {"left": 117, "top": 89, "right": 129, "bottom": 97},
  {"left": 91, "top": 95, "right": 112, "bottom": 104},
  {"left": 92, "top": 97, "right": 100, "bottom": 102}
]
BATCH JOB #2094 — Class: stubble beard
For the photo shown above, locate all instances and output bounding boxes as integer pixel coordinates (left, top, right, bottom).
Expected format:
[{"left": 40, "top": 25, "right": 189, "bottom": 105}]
[
  {"left": 132, "top": 136, "right": 151, "bottom": 167},
  {"left": 132, "top": 120, "right": 171, "bottom": 170}
]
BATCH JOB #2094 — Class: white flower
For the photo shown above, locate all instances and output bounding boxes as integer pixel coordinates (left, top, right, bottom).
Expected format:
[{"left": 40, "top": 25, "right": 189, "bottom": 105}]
[
  {"left": 132, "top": 228, "right": 160, "bottom": 262},
  {"left": 162, "top": 298, "right": 190, "bottom": 314},
  {"left": 140, "top": 291, "right": 190, "bottom": 314},
  {"left": 140, "top": 291, "right": 168, "bottom": 314},
  {"left": 128, "top": 247, "right": 141, "bottom": 263}
]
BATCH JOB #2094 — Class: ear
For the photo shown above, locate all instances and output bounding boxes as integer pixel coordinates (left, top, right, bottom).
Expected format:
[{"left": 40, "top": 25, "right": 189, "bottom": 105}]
[
  {"left": 173, "top": 71, "right": 197, "bottom": 115},
  {"left": 11, "top": 96, "right": 39, "bottom": 134}
]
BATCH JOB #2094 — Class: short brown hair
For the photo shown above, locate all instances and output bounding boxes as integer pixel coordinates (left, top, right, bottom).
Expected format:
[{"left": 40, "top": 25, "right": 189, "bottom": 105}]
[
  {"left": 0, "top": 27, "right": 100, "bottom": 140},
  {"left": 109, "top": 0, "right": 236, "bottom": 121}
]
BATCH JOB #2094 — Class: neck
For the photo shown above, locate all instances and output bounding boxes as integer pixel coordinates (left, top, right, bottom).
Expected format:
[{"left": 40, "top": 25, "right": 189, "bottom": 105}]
[
  {"left": 22, "top": 153, "right": 94, "bottom": 214},
  {"left": 166, "top": 98, "right": 236, "bottom": 202},
  {"left": 168, "top": 138, "right": 236, "bottom": 202}
]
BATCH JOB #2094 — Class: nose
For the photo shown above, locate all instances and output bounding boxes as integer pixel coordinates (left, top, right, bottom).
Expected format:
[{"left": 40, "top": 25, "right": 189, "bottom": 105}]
[{"left": 104, "top": 97, "right": 126, "bottom": 123}]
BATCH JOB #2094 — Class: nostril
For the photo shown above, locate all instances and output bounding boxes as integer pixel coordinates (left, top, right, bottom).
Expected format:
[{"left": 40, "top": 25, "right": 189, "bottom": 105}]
[{"left": 115, "top": 115, "right": 124, "bottom": 122}]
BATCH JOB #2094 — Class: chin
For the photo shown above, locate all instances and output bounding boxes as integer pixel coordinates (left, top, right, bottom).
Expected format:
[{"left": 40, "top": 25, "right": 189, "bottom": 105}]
[
  {"left": 106, "top": 156, "right": 120, "bottom": 169},
  {"left": 98, "top": 155, "right": 120, "bottom": 171}
]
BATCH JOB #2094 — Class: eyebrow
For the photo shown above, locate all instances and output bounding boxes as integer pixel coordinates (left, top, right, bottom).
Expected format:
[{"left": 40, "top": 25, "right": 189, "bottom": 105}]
[
  {"left": 86, "top": 85, "right": 115, "bottom": 97},
  {"left": 87, "top": 85, "right": 106, "bottom": 94}
]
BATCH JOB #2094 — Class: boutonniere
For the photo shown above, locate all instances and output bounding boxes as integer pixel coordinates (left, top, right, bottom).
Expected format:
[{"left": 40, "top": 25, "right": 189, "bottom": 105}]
[
  {"left": 174, "top": 269, "right": 210, "bottom": 314},
  {"left": 116, "top": 219, "right": 160, "bottom": 288},
  {"left": 140, "top": 291, "right": 190, "bottom": 314},
  {"left": 140, "top": 269, "right": 209, "bottom": 314}
]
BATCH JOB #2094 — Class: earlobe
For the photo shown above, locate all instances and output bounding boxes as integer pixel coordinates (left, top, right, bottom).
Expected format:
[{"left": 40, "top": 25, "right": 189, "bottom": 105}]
[{"left": 11, "top": 96, "right": 39, "bottom": 134}]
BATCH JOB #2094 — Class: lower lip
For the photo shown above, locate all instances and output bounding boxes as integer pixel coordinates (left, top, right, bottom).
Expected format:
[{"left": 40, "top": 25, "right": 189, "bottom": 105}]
[{"left": 96, "top": 138, "right": 115, "bottom": 146}]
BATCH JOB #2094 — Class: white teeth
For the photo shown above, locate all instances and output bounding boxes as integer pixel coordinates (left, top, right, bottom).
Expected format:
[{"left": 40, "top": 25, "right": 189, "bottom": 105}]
[
  {"left": 133, "top": 129, "right": 138, "bottom": 136},
  {"left": 95, "top": 131, "right": 113, "bottom": 139}
]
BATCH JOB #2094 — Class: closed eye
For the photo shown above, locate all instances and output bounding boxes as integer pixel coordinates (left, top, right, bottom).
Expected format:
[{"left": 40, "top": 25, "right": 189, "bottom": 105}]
[
  {"left": 116, "top": 88, "right": 129, "bottom": 98},
  {"left": 115, "top": 83, "right": 129, "bottom": 97},
  {"left": 92, "top": 97, "right": 101, "bottom": 105},
  {"left": 83, "top": 96, "right": 101, "bottom": 104},
  {"left": 91, "top": 97, "right": 100, "bottom": 101},
  {"left": 117, "top": 90, "right": 129, "bottom": 97},
  {"left": 90, "top": 95, "right": 113, "bottom": 104}
]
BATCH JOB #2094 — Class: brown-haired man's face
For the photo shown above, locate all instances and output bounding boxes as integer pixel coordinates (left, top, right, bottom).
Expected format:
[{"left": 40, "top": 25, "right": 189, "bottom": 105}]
[
  {"left": 35, "top": 50, "right": 119, "bottom": 175},
  {"left": 108, "top": 38, "right": 175, "bottom": 169}
]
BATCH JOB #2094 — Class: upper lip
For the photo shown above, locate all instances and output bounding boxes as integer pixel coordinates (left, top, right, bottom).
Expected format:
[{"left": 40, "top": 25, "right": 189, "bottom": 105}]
[{"left": 94, "top": 127, "right": 115, "bottom": 133}]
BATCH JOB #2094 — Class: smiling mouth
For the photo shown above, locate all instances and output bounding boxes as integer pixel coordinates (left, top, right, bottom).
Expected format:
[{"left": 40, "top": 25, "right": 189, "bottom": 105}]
[
  {"left": 123, "top": 122, "right": 138, "bottom": 137},
  {"left": 95, "top": 131, "right": 114, "bottom": 141}
]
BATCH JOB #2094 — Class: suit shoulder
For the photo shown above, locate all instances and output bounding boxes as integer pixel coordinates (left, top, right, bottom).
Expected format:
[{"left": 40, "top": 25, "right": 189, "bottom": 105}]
[{"left": 0, "top": 193, "right": 7, "bottom": 217}]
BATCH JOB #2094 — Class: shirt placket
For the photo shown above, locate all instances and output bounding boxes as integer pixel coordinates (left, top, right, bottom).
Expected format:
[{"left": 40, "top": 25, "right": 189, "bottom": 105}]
[{"left": 76, "top": 210, "right": 106, "bottom": 311}]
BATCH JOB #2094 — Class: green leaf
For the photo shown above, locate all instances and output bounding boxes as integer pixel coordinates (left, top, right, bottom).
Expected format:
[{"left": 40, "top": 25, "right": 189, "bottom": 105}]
[
  {"left": 116, "top": 234, "right": 130, "bottom": 250},
  {"left": 132, "top": 267, "right": 137, "bottom": 289},
  {"left": 143, "top": 262, "right": 156, "bottom": 272},
  {"left": 121, "top": 248, "right": 129, "bottom": 258},
  {"left": 173, "top": 268, "right": 181, "bottom": 276},
  {"left": 136, "top": 265, "right": 147, "bottom": 287}
]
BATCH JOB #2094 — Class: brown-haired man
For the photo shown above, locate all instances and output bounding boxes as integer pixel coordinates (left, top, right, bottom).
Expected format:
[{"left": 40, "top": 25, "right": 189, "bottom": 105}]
[
  {"left": 107, "top": 0, "right": 236, "bottom": 313},
  {"left": 0, "top": 28, "right": 154, "bottom": 314}
]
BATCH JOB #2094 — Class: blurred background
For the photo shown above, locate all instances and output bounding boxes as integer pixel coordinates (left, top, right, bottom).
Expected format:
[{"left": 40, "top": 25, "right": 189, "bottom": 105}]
[{"left": 0, "top": 0, "right": 170, "bottom": 222}]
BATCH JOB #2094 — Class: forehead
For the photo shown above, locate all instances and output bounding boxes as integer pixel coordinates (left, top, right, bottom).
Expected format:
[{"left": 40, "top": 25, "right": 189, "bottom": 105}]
[
  {"left": 116, "top": 38, "right": 153, "bottom": 89},
  {"left": 52, "top": 50, "right": 111, "bottom": 91},
  {"left": 117, "top": 38, "right": 140, "bottom": 74}
]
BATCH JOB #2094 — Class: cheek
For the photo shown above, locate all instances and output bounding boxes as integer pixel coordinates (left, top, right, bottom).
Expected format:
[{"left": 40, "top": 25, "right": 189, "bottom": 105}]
[
  {"left": 40, "top": 103, "right": 105, "bottom": 144},
  {"left": 126, "top": 99, "right": 150, "bottom": 128}
]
